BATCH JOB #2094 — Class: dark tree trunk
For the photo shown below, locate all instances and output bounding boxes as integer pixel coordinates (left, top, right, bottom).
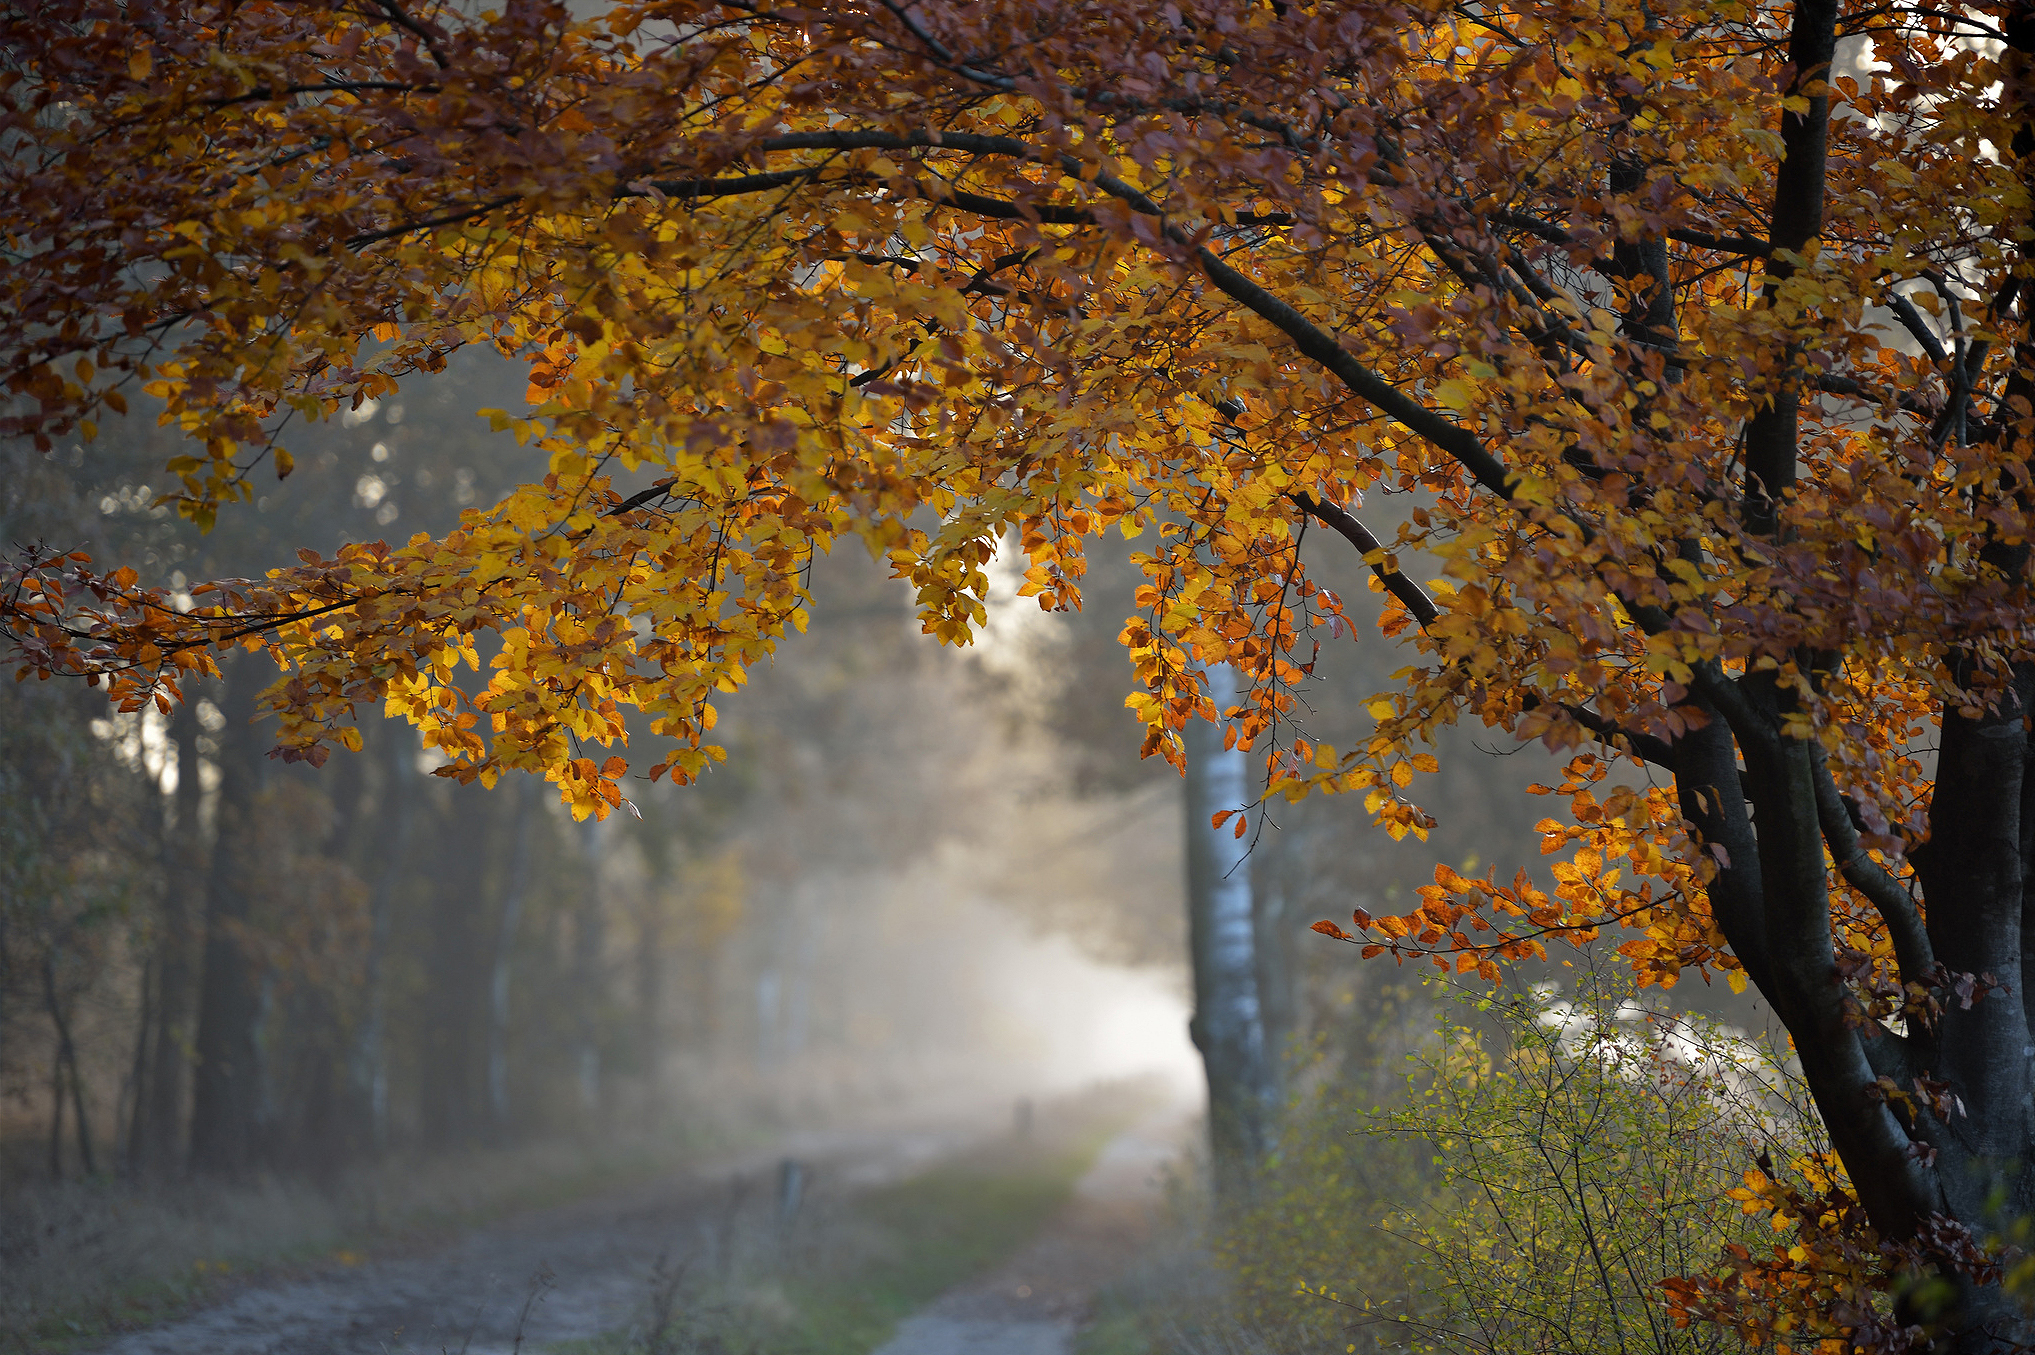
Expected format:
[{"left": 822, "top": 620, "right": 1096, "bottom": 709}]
[
  {"left": 188, "top": 665, "right": 265, "bottom": 1177},
  {"left": 47, "top": 1025, "right": 64, "bottom": 1180},
  {"left": 634, "top": 896, "right": 664, "bottom": 1122},
  {"left": 42, "top": 947, "right": 96, "bottom": 1178},
  {"left": 1183, "top": 662, "right": 1275, "bottom": 1200},
  {"left": 122, "top": 954, "right": 153, "bottom": 1177},
  {"left": 572, "top": 816, "right": 606, "bottom": 1117},
  {"left": 1643, "top": 7, "right": 2035, "bottom": 1349}
]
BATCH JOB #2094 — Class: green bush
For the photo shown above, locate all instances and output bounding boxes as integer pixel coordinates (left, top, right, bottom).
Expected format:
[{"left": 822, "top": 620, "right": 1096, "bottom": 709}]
[{"left": 1223, "top": 968, "right": 1819, "bottom": 1355}]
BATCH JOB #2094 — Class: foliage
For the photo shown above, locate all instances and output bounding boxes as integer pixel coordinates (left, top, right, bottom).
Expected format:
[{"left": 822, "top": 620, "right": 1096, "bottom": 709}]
[
  {"left": 1223, "top": 971, "right": 1823, "bottom": 1355},
  {"left": 0, "top": 0, "right": 1957, "bottom": 827},
  {"left": 11, "top": 0, "right": 2035, "bottom": 1339}
]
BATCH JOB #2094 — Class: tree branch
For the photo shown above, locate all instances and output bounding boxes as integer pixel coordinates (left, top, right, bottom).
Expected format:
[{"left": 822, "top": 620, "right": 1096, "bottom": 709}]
[
  {"left": 1488, "top": 210, "right": 1770, "bottom": 257},
  {"left": 1814, "top": 755, "right": 1934, "bottom": 985},
  {"left": 1286, "top": 491, "right": 1439, "bottom": 628},
  {"left": 634, "top": 168, "right": 863, "bottom": 200},
  {"left": 1887, "top": 290, "right": 1950, "bottom": 364},
  {"left": 1193, "top": 248, "right": 1514, "bottom": 497},
  {"left": 1554, "top": 700, "right": 1678, "bottom": 767}
]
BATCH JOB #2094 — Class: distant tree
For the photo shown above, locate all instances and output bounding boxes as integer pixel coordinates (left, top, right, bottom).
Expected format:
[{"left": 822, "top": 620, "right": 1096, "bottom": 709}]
[{"left": 12, "top": 1, "right": 2035, "bottom": 1345}]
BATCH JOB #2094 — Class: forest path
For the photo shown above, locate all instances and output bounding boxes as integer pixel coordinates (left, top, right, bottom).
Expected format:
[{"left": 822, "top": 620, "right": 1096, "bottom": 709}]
[
  {"left": 86, "top": 1118, "right": 981, "bottom": 1355},
  {"left": 870, "top": 1101, "right": 1195, "bottom": 1355}
]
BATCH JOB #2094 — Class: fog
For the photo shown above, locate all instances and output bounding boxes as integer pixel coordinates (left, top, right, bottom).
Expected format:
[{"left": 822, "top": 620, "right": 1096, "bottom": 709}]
[{"left": 0, "top": 350, "right": 1571, "bottom": 1349}]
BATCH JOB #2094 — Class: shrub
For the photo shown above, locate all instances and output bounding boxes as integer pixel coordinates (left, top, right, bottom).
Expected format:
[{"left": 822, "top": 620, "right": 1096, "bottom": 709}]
[{"left": 1223, "top": 968, "right": 1821, "bottom": 1355}]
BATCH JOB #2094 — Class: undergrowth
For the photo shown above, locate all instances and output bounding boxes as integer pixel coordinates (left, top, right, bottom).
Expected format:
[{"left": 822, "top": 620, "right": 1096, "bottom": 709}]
[
  {"left": 2, "top": 1127, "right": 726, "bottom": 1353},
  {"left": 1082, "top": 969, "right": 1816, "bottom": 1355},
  {"left": 559, "top": 1082, "right": 1151, "bottom": 1355}
]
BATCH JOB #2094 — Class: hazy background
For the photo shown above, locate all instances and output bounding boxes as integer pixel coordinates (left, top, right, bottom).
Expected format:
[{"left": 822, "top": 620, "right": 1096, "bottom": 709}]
[{"left": 0, "top": 346, "right": 1567, "bottom": 1196}]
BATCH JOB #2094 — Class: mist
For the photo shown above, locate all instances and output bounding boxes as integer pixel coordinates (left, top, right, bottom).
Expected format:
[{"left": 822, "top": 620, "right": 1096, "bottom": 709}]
[{"left": 1, "top": 348, "right": 1591, "bottom": 1354}]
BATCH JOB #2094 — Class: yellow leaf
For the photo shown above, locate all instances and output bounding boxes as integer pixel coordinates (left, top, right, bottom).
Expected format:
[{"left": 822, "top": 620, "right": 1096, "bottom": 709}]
[{"left": 1432, "top": 379, "right": 1475, "bottom": 410}]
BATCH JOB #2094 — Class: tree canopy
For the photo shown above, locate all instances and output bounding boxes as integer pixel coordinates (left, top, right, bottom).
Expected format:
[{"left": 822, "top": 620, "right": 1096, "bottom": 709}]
[{"left": 10, "top": 0, "right": 2035, "bottom": 1343}]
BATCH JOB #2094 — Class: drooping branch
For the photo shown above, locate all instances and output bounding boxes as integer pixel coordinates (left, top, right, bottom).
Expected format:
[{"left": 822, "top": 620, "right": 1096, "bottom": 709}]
[
  {"left": 1286, "top": 492, "right": 1439, "bottom": 628},
  {"left": 1813, "top": 755, "right": 1933, "bottom": 986},
  {"left": 628, "top": 125, "right": 1519, "bottom": 501}
]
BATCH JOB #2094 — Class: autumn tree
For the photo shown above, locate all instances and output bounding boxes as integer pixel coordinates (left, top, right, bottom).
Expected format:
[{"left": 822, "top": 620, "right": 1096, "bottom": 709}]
[{"left": 11, "top": 0, "right": 2035, "bottom": 1343}]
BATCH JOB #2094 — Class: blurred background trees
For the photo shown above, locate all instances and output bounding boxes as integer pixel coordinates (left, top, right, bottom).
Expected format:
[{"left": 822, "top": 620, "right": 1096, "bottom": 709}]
[{"left": 0, "top": 346, "right": 1566, "bottom": 1190}]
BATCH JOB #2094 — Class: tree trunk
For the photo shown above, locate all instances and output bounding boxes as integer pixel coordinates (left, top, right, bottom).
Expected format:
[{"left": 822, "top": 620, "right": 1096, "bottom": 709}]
[
  {"left": 350, "top": 721, "right": 413, "bottom": 1156},
  {"left": 42, "top": 946, "right": 96, "bottom": 1178},
  {"left": 1183, "top": 662, "right": 1275, "bottom": 1200},
  {"left": 188, "top": 665, "right": 264, "bottom": 1177},
  {"left": 46, "top": 1021, "right": 64, "bottom": 1180},
  {"left": 421, "top": 784, "right": 489, "bottom": 1149},
  {"left": 1653, "top": 8, "right": 2035, "bottom": 1348},
  {"left": 635, "top": 896, "right": 664, "bottom": 1122},
  {"left": 122, "top": 954, "right": 153, "bottom": 1177},
  {"left": 142, "top": 694, "right": 203, "bottom": 1177},
  {"left": 139, "top": 696, "right": 203, "bottom": 1177},
  {"left": 486, "top": 775, "right": 534, "bottom": 1140},
  {"left": 573, "top": 816, "right": 607, "bottom": 1117}
]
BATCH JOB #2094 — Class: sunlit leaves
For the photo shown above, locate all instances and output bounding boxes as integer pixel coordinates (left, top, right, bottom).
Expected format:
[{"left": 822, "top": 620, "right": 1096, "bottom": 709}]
[{"left": 0, "top": 0, "right": 2027, "bottom": 938}]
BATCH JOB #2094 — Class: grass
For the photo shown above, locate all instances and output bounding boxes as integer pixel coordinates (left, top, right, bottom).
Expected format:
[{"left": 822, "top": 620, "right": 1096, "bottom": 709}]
[
  {"left": 555, "top": 1083, "right": 1153, "bottom": 1355},
  {"left": 2, "top": 1127, "right": 735, "bottom": 1354},
  {"left": 768, "top": 1143, "right": 1100, "bottom": 1355}
]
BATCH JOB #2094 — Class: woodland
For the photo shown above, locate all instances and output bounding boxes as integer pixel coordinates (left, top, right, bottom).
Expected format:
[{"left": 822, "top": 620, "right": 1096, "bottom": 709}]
[{"left": 9, "top": 0, "right": 2035, "bottom": 1352}]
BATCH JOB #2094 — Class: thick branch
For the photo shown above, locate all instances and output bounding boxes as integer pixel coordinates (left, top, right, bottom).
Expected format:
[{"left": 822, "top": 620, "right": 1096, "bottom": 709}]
[
  {"left": 635, "top": 168, "right": 862, "bottom": 200},
  {"left": 1286, "top": 492, "right": 1439, "bottom": 628},
  {"left": 1813, "top": 755, "right": 1933, "bottom": 984},
  {"left": 1488, "top": 210, "right": 1770, "bottom": 257},
  {"left": 1194, "top": 249, "right": 1513, "bottom": 497},
  {"left": 1887, "top": 290, "right": 1951, "bottom": 364},
  {"left": 1672, "top": 694, "right": 1773, "bottom": 997},
  {"left": 1556, "top": 701, "right": 1676, "bottom": 767}
]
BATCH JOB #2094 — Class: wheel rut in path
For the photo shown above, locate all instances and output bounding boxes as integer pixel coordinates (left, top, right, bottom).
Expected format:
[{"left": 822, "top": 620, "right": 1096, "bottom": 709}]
[
  {"left": 872, "top": 1101, "right": 1194, "bottom": 1355},
  {"left": 87, "top": 1122, "right": 970, "bottom": 1355}
]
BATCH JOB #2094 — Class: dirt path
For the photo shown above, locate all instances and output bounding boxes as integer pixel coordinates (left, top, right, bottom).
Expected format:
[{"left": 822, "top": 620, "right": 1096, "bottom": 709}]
[
  {"left": 871, "top": 1101, "right": 1196, "bottom": 1355},
  {"left": 88, "top": 1122, "right": 976, "bottom": 1355}
]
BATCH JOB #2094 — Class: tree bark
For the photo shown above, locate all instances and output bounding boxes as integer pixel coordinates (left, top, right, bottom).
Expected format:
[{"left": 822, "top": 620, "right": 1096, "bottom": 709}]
[
  {"left": 42, "top": 945, "right": 96, "bottom": 1178},
  {"left": 188, "top": 664, "right": 265, "bottom": 1177},
  {"left": 350, "top": 721, "right": 413, "bottom": 1156},
  {"left": 1663, "top": 7, "right": 2035, "bottom": 1348},
  {"left": 421, "top": 783, "right": 490, "bottom": 1149},
  {"left": 142, "top": 694, "right": 203, "bottom": 1177},
  {"left": 122, "top": 954, "right": 153, "bottom": 1177},
  {"left": 573, "top": 815, "right": 607, "bottom": 1117},
  {"left": 1183, "top": 662, "right": 1276, "bottom": 1200},
  {"left": 486, "top": 774, "right": 534, "bottom": 1140},
  {"left": 634, "top": 895, "right": 664, "bottom": 1122}
]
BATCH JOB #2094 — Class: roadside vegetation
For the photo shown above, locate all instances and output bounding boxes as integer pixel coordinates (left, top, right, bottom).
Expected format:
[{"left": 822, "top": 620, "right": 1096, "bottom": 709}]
[
  {"left": 1085, "top": 969, "right": 1831, "bottom": 1355},
  {"left": 552, "top": 1083, "right": 1151, "bottom": 1355},
  {"left": 6, "top": 1127, "right": 723, "bottom": 1352}
]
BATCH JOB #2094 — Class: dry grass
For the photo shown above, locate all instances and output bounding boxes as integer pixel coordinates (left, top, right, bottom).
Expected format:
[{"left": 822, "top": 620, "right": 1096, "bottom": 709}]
[
  {"left": 558, "top": 1079, "right": 1165, "bottom": 1355},
  {"left": 0, "top": 1130, "right": 718, "bottom": 1352}
]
